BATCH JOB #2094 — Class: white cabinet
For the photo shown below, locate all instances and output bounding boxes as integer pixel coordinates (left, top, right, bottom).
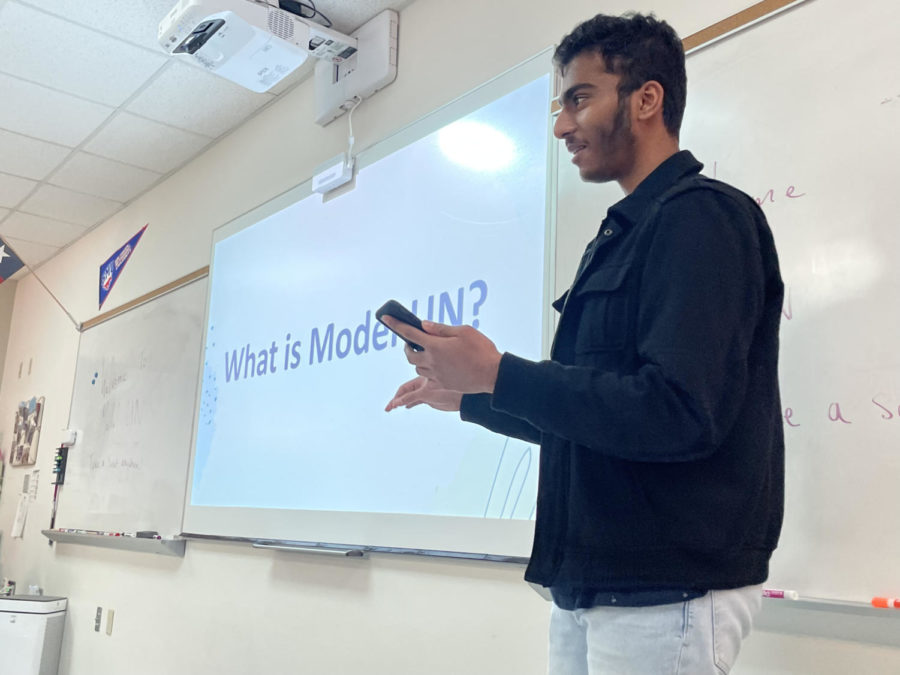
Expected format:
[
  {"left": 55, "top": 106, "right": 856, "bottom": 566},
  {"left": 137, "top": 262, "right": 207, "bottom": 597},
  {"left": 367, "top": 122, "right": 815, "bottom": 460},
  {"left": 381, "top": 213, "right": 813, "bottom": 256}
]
[{"left": 0, "top": 596, "right": 66, "bottom": 675}]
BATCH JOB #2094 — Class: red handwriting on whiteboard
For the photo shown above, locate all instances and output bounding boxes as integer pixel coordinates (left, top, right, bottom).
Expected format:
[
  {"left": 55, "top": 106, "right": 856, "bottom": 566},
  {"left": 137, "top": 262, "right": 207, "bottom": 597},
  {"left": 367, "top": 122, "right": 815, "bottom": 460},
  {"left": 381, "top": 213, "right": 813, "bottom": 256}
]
[
  {"left": 784, "top": 397, "right": 900, "bottom": 427},
  {"left": 872, "top": 396, "right": 900, "bottom": 420},
  {"left": 710, "top": 161, "right": 806, "bottom": 207},
  {"left": 783, "top": 407, "right": 800, "bottom": 427},
  {"left": 828, "top": 403, "right": 852, "bottom": 424},
  {"left": 782, "top": 286, "right": 792, "bottom": 320},
  {"left": 755, "top": 184, "right": 806, "bottom": 207}
]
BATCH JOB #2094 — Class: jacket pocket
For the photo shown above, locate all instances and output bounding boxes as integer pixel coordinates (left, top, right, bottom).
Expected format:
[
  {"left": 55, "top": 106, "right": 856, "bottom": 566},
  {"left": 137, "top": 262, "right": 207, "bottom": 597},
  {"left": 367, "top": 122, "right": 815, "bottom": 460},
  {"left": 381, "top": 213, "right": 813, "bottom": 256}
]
[{"left": 573, "top": 264, "right": 630, "bottom": 353}]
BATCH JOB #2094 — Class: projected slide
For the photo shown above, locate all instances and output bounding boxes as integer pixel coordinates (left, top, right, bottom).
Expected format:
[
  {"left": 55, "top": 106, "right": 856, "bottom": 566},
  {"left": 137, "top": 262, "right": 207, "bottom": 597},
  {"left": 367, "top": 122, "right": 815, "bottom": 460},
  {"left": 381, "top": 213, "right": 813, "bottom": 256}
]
[{"left": 191, "top": 75, "right": 550, "bottom": 521}]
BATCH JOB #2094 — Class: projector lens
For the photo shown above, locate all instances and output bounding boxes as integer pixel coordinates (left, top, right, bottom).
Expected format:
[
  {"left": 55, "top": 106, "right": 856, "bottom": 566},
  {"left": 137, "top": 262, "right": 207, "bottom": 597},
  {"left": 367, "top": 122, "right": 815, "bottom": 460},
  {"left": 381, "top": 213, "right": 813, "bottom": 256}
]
[{"left": 174, "top": 18, "right": 225, "bottom": 55}]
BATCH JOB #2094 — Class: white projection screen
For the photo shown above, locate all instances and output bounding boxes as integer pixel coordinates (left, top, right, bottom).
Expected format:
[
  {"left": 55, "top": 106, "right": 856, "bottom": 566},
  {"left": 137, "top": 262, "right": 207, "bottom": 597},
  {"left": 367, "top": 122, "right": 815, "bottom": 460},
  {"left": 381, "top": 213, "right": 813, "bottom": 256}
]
[{"left": 182, "top": 53, "right": 556, "bottom": 560}]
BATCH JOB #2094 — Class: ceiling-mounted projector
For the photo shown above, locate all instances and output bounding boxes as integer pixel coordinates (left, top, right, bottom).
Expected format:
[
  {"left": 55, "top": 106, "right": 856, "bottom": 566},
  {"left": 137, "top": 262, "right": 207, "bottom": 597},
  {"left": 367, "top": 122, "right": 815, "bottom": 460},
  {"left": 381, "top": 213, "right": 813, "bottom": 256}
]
[{"left": 159, "top": 0, "right": 358, "bottom": 93}]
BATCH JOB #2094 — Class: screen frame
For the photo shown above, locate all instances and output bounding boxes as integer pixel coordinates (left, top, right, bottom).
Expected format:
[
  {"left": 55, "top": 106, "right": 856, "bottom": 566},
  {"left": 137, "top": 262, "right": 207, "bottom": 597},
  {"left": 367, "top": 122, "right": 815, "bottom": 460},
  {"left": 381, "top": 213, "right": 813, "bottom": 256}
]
[{"left": 181, "top": 49, "right": 558, "bottom": 562}]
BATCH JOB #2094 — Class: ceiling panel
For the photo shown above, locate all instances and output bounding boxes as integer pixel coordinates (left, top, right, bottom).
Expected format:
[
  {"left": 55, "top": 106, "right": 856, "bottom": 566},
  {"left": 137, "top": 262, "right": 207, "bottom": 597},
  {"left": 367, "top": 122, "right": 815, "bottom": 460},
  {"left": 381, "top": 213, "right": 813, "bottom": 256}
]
[
  {"left": 20, "top": 184, "right": 121, "bottom": 227},
  {"left": 0, "top": 211, "right": 87, "bottom": 247},
  {"left": 302, "top": 0, "right": 410, "bottom": 33},
  {"left": 50, "top": 153, "right": 162, "bottom": 203},
  {"left": 0, "top": 73, "right": 113, "bottom": 146},
  {"left": 17, "top": 0, "right": 176, "bottom": 51},
  {"left": 0, "top": 172, "right": 37, "bottom": 208},
  {"left": 2, "top": 235, "right": 58, "bottom": 267},
  {"left": 0, "top": 0, "right": 413, "bottom": 268},
  {"left": 0, "top": 129, "right": 70, "bottom": 181},
  {"left": 84, "top": 113, "right": 213, "bottom": 174},
  {"left": 0, "top": 2, "right": 168, "bottom": 107},
  {"left": 126, "top": 61, "right": 276, "bottom": 137}
]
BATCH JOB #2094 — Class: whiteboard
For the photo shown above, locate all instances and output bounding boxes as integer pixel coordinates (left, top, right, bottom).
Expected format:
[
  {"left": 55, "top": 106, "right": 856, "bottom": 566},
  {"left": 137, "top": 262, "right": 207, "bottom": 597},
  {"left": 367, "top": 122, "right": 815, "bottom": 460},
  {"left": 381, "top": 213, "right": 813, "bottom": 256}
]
[
  {"left": 685, "top": 0, "right": 900, "bottom": 603},
  {"left": 60, "top": 278, "right": 207, "bottom": 536},
  {"left": 558, "top": 0, "right": 900, "bottom": 602}
]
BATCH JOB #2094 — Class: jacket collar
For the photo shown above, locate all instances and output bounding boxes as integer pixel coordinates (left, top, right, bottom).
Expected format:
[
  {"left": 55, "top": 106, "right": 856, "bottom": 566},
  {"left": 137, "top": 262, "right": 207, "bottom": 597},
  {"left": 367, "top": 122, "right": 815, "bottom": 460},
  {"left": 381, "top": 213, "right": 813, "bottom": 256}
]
[
  {"left": 607, "top": 150, "right": 704, "bottom": 227},
  {"left": 557, "top": 151, "right": 705, "bottom": 314}
]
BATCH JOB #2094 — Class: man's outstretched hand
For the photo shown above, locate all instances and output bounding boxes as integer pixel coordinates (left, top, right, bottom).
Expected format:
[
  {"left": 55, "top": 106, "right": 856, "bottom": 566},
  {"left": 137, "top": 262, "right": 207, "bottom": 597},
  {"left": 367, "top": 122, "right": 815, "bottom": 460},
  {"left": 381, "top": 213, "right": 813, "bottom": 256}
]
[{"left": 385, "top": 376, "right": 463, "bottom": 412}]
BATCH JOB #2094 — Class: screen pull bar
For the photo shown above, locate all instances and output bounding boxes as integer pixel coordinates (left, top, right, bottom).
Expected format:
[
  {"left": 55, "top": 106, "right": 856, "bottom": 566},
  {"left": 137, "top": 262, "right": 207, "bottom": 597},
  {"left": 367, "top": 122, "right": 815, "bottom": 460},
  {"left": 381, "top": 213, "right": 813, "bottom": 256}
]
[{"left": 252, "top": 543, "right": 366, "bottom": 557}]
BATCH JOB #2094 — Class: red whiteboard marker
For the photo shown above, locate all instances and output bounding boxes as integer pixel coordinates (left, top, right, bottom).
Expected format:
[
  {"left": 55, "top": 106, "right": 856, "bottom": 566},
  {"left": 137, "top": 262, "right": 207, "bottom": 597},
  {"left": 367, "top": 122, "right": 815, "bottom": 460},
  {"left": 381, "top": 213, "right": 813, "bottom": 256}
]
[{"left": 763, "top": 588, "right": 799, "bottom": 600}]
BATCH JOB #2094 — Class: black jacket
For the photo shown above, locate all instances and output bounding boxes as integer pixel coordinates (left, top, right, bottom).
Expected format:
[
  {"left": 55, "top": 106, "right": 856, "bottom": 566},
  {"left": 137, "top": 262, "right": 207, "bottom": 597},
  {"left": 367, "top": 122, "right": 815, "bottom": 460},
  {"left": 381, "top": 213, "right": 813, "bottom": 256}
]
[{"left": 461, "top": 151, "right": 784, "bottom": 590}]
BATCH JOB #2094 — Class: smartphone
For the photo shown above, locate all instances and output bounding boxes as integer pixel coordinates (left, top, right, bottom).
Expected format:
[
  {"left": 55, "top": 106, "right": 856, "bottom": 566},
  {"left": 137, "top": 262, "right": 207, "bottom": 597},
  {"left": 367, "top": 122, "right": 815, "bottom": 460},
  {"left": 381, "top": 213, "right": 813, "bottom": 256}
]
[{"left": 375, "top": 300, "right": 425, "bottom": 351}]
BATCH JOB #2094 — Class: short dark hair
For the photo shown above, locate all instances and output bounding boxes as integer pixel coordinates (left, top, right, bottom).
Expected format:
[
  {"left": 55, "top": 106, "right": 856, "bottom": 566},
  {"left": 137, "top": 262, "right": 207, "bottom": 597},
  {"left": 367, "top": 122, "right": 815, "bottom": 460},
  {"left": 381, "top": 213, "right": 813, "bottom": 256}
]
[{"left": 554, "top": 13, "right": 687, "bottom": 137}]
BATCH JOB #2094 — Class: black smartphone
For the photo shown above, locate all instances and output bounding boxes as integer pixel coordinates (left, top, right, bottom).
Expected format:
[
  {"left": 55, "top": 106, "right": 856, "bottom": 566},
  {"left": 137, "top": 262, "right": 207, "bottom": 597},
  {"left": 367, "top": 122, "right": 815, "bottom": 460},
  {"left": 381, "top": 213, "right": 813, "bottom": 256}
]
[{"left": 375, "top": 300, "right": 425, "bottom": 351}]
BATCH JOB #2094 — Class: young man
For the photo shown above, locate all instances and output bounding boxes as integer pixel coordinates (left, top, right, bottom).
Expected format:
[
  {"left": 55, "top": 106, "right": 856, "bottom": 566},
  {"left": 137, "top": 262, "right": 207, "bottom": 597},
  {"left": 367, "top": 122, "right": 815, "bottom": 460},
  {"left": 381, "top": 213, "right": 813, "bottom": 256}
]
[{"left": 384, "top": 12, "right": 784, "bottom": 674}]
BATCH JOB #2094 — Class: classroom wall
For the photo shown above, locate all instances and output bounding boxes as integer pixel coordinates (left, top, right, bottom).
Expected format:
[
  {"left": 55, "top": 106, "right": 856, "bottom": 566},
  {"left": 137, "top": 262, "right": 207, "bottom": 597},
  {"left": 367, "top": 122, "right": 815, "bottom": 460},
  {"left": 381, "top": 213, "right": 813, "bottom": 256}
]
[
  {"left": 2, "top": 0, "right": 900, "bottom": 673},
  {"left": 0, "top": 279, "right": 15, "bottom": 413}
]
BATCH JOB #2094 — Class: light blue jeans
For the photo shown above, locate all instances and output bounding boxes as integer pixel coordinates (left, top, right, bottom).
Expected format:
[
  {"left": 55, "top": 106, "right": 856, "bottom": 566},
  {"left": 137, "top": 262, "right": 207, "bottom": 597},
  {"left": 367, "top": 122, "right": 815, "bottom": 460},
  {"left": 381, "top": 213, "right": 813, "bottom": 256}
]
[{"left": 548, "top": 584, "right": 763, "bottom": 675}]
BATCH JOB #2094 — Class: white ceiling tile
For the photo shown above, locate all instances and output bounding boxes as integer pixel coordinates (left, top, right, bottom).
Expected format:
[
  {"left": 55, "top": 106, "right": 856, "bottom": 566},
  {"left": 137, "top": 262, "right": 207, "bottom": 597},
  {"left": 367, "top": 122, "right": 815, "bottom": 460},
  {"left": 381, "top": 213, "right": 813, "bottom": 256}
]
[
  {"left": 0, "top": 211, "right": 86, "bottom": 247},
  {"left": 84, "top": 112, "right": 212, "bottom": 174},
  {"left": 0, "top": 172, "right": 37, "bottom": 208},
  {"left": 17, "top": 0, "right": 175, "bottom": 52},
  {"left": 50, "top": 153, "right": 162, "bottom": 203},
  {"left": 2, "top": 235, "right": 59, "bottom": 267},
  {"left": 0, "top": 73, "right": 113, "bottom": 146},
  {"left": 0, "top": 129, "right": 70, "bottom": 180},
  {"left": 0, "top": 0, "right": 407, "bottom": 260},
  {"left": 127, "top": 61, "right": 275, "bottom": 137},
  {"left": 0, "top": 2, "right": 167, "bottom": 107},
  {"left": 20, "top": 184, "right": 121, "bottom": 227}
]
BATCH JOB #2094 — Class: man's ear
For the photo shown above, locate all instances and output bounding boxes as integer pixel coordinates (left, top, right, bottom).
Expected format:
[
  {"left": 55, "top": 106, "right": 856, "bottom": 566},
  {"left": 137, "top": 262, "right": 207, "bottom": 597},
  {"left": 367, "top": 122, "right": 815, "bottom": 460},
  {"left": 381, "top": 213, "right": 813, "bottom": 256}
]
[{"left": 635, "top": 80, "right": 665, "bottom": 122}]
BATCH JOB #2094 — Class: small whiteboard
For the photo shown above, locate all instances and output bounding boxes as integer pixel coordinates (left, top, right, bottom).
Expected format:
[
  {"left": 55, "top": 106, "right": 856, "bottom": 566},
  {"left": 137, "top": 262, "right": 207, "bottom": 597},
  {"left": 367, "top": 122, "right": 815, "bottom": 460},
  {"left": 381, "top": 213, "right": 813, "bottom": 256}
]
[{"left": 60, "top": 278, "right": 207, "bottom": 536}]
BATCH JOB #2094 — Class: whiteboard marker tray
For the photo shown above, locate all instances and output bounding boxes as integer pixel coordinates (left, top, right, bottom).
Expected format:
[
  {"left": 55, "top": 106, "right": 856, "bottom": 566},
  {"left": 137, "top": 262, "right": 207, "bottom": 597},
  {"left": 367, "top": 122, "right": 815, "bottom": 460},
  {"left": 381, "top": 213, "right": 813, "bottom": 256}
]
[{"left": 41, "top": 530, "right": 185, "bottom": 557}]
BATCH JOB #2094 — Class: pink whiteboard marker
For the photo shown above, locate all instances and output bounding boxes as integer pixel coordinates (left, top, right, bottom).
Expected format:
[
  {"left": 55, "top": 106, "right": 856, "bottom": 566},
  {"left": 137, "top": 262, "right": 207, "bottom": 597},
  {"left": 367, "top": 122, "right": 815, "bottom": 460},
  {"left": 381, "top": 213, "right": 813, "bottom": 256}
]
[{"left": 762, "top": 588, "right": 799, "bottom": 600}]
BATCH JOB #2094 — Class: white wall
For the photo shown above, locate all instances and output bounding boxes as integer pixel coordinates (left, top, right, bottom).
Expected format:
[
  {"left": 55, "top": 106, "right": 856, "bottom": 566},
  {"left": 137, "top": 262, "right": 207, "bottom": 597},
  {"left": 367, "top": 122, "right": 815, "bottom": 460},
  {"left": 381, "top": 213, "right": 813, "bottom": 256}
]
[
  {"left": 0, "top": 279, "right": 15, "bottom": 410},
  {"left": 2, "top": 0, "right": 900, "bottom": 673}
]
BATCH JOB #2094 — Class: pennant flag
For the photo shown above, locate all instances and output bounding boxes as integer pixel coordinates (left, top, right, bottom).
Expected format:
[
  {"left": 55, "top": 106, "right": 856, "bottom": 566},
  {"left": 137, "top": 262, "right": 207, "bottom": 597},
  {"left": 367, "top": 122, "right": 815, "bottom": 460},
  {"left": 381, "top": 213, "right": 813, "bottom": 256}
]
[
  {"left": 0, "top": 236, "right": 26, "bottom": 283},
  {"left": 99, "top": 224, "right": 147, "bottom": 308}
]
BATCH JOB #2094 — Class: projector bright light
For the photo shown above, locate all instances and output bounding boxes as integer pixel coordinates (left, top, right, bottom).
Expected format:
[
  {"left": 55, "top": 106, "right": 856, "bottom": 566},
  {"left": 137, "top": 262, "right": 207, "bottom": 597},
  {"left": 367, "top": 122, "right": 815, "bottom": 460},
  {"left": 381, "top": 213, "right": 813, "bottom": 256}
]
[
  {"left": 438, "top": 121, "right": 517, "bottom": 172},
  {"left": 159, "top": 0, "right": 358, "bottom": 93}
]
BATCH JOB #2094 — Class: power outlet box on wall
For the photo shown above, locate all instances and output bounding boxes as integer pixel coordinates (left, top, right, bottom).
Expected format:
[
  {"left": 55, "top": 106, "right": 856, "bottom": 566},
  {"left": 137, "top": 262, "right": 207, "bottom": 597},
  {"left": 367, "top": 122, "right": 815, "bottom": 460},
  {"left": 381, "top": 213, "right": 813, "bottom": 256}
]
[{"left": 314, "top": 9, "right": 398, "bottom": 125}]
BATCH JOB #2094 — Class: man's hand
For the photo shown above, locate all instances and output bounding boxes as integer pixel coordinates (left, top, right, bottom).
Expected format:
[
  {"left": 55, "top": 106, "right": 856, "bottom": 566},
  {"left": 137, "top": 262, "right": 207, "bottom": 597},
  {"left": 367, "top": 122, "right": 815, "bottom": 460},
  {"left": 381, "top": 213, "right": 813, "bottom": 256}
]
[
  {"left": 381, "top": 317, "right": 502, "bottom": 394},
  {"left": 385, "top": 376, "right": 462, "bottom": 412}
]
